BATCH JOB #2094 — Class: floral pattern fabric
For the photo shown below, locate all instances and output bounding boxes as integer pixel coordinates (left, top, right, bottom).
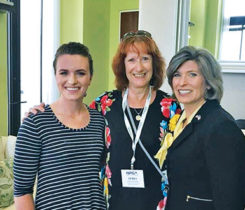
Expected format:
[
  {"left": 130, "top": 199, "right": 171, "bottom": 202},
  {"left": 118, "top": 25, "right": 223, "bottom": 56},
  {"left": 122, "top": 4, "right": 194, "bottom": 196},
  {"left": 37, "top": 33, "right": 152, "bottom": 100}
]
[
  {"left": 0, "top": 159, "right": 14, "bottom": 208},
  {"left": 90, "top": 90, "right": 181, "bottom": 210}
]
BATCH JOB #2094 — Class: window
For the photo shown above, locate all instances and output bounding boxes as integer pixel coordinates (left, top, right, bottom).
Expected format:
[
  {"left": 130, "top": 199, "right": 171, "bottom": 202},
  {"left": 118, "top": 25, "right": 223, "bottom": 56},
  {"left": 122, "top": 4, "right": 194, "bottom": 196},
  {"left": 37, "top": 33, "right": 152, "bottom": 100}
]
[
  {"left": 219, "top": 0, "right": 245, "bottom": 61},
  {"left": 20, "top": 0, "right": 59, "bottom": 120},
  {"left": 0, "top": 0, "right": 59, "bottom": 135},
  {"left": 182, "top": 0, "right": 245, "bottom": 72},
  {"left": 0, "top": 0, "right": 21, "bottom": 136}
]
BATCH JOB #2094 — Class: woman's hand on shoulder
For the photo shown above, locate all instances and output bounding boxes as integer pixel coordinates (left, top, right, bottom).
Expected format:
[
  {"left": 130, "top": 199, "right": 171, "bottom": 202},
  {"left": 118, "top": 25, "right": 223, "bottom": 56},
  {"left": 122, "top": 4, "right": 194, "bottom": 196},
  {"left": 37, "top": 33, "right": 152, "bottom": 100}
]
[{"left": 22, "top": 102, "right": 46, "bottom": 121}]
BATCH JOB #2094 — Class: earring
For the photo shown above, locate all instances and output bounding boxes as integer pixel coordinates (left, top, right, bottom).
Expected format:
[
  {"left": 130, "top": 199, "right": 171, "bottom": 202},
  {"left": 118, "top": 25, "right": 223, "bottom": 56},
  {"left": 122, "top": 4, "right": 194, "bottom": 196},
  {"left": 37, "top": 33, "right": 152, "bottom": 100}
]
[{"left": 204, "top": 87, "right": 210, "bottom": 99}]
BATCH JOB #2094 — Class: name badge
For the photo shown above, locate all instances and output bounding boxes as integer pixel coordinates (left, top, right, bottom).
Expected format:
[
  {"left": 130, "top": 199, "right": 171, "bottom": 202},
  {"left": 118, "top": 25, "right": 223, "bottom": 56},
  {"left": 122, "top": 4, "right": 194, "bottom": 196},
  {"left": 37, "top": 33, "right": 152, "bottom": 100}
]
[{"left": 121, "top": 169, "right": 145, "bottom": 188}]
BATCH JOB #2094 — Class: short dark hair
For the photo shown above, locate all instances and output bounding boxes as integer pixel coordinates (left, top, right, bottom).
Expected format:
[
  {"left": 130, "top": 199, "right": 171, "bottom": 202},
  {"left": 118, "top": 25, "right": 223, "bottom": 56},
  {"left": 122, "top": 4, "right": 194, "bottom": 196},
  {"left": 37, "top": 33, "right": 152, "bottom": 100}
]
[
  {"left": 53, "top": 42, "right": 93, "bottom": 76},
  {"left": 167, "top": 46, "right": 223, "bottom": 102},
  {"left": 112, "top": 32, "right": 166, "bottom": 91}
]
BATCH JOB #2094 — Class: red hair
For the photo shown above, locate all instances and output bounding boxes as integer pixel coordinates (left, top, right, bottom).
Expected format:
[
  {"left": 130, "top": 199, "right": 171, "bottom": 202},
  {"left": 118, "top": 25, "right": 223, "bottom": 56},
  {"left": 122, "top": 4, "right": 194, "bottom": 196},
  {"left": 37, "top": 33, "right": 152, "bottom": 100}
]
[{"left": 112, "top": 35, "right": 166, "bottom": 91}]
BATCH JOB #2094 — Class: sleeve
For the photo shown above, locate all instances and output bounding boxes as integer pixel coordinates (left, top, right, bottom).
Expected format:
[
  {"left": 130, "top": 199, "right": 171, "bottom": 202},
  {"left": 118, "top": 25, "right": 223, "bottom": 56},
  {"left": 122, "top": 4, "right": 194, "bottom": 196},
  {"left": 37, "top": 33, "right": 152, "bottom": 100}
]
[
  {"left": 165, "top": 98, "right": 182, "bottom": 133},
  {"left": 13, "top": 117, "right": 42, "bottom": 197},
  {"left": 173, "top": 99, "right": 182, "bottom": 115},
  {"left": 204, "top": 119, "right": 245, "bottom": 209},
  {"left": 89, "top": 92, "right": 107, "bottom": 114},
  {"left": 100, "top": 122, "right": 107, "bottom": 167},
  {"left": 89, "top": 91, "right": 115, "bottom": 116}
]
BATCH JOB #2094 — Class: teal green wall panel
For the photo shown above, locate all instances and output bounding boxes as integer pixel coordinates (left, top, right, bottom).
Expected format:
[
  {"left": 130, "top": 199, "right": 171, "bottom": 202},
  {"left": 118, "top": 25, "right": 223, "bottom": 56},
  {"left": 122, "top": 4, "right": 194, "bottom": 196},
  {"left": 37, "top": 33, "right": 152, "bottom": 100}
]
[
  {"left": 0, "top": 12, "right": 8, "bottom": 136},
  {"left": 189, "top": 0, "right": 222, "bottom": 57},
  {"left": 60, "top": 0, "right": 84, "bottom": 44},
  {"left": 83, "top": 0, "right": 110, "bottom": 104}
]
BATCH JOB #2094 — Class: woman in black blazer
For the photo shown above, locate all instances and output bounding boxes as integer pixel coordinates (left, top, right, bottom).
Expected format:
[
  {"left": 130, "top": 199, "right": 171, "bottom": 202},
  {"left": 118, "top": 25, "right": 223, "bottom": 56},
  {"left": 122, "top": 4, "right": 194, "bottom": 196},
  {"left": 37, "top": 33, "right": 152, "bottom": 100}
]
[{"left": 156, "top": 46, "right": 245, "bottom": 210}]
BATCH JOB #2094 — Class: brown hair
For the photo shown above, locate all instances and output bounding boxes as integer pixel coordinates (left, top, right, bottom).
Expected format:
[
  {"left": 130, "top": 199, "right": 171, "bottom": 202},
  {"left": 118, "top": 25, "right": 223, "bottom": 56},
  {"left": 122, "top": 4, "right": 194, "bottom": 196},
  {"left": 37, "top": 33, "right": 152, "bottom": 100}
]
[
  {"left": 53, "top": 42, "right": 93, "bottom": 76},
  {"left": 112, "top": 34, "right": 166, "bottom": 91},
  {"left": 167, "top": 46, "right": 223, "bottom": 102}
]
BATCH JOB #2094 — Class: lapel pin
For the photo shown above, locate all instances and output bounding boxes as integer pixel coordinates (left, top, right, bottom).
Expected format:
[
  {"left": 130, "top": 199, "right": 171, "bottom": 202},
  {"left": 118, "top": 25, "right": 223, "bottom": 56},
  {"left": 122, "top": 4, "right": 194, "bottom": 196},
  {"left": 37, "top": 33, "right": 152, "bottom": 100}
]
[{"left": 195, "top": 115, "right": 201, "bottom": 121}]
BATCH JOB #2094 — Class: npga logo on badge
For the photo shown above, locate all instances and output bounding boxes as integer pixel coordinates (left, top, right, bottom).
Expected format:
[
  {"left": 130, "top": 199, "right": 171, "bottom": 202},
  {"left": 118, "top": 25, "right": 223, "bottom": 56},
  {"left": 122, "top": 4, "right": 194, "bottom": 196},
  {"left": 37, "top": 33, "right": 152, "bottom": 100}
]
[{"left": 126, "top": 171, "right": 138, "bottom": 176}]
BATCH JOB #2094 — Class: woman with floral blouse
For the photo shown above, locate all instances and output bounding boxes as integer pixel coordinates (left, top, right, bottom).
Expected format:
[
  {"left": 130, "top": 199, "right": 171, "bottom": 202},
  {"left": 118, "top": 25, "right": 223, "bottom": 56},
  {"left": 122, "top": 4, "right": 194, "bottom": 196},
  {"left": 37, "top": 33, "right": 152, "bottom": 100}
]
[{"left": 89, "top": 30, "right": 181, "bottom": 210}]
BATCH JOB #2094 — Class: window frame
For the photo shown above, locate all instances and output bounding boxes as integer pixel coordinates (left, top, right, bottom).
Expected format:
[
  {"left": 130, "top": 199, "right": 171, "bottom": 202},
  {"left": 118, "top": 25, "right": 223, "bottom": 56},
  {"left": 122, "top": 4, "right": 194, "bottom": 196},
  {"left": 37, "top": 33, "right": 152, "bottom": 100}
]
[
  {"left": 0, "top": 0, "right": 21, "bottom": 135},
  {"left": 218, "top": 0, "right": 245, "bottom": 72},
  {"left": 177, "top": 0, "right": 245, "bottom": 74}
]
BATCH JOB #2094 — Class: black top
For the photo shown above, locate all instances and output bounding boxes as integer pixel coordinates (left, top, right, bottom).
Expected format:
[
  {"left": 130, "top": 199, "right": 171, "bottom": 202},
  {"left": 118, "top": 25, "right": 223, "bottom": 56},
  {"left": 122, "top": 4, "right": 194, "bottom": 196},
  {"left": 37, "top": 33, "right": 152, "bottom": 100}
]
[
  {"left": 90, "top": 90, "right": 181, "bottom": 210},
  {"left": 165, "top": 100, "right": 245, "bottom": 210}
]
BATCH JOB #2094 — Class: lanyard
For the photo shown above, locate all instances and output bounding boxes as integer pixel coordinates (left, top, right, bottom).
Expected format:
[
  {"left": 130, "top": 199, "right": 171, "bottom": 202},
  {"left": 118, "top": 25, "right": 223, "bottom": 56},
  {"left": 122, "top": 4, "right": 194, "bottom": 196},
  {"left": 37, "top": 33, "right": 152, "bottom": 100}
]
[
  {"left": 122, "top": 86, "right": 152, "bottom": 169},
  {"left": 127, "top": 105, "right": 167, "bottom": 180},
  {"left": 126, "top": 104, "right": 169, "bottom": 198}
]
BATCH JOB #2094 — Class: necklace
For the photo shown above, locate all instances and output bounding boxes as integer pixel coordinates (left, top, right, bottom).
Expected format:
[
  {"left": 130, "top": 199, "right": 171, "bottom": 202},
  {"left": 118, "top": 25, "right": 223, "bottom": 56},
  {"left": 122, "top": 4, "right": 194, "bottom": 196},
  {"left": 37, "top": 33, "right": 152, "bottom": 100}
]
[{"left": 133, "top": 108, "right": 143, "bottom": 121}]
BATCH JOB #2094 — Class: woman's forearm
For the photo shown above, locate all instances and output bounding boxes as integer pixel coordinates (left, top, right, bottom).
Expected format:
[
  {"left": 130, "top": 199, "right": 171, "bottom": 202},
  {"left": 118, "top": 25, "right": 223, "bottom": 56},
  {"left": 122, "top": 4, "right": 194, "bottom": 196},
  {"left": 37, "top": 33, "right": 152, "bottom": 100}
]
[{"left": 14, "top": 194, "right": 35, "bottom": 210}]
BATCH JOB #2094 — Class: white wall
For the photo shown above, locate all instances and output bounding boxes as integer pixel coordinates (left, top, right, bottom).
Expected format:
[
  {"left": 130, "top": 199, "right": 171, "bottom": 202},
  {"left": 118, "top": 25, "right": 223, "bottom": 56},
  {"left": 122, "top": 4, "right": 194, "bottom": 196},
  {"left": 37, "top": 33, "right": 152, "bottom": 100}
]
[
  {"left": 139, "top": 0, "right": 179, "bottom": 95},
  {"left": 221, "top": 73, "right": 245, "bottom": 119},
  {"left": 139, "top": 0, "right": 245, "bottom": 120}
]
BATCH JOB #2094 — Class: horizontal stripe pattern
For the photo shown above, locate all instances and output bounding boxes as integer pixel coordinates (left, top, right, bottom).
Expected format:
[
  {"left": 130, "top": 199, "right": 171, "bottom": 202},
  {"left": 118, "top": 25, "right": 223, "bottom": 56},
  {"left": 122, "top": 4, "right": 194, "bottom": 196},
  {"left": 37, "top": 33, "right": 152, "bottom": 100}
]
[{"left": 14, "top": 105, "right": 106, "bottom": 209}]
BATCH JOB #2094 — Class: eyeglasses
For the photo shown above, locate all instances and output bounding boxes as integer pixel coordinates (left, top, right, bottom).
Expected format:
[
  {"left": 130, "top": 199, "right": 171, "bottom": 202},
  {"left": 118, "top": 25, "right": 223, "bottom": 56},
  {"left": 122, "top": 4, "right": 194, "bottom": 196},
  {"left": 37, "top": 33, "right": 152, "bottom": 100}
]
[{"left": 122, "top": 30, "right": 152, "bottom": 41}]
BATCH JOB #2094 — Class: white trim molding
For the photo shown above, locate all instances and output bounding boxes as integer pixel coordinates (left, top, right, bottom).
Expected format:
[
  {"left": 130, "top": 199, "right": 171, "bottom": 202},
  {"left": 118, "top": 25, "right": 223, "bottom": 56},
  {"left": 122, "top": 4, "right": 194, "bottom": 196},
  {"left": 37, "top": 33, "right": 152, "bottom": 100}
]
[{"left": 220, "top": 61, "right": 245, "bottom": 73}]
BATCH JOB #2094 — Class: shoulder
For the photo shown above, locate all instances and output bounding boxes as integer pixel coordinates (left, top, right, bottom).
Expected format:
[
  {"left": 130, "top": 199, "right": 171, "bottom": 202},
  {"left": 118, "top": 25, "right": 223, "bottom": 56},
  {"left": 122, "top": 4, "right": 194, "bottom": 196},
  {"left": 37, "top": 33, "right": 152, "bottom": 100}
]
[
  {"left": 200, "top": 100, "right": 235, "bottom": 124},
  {"left": 157, "top": 89, "right": 170, "bottom": 98},
  {"left": 27, "top": 105, "right": 52, "bottom": 120},
  {"left": 22, "top": 105, "right": 53, "bottom": 128},
  {"left": 95, "top": 90, "right": 120, "bottom": 101},
  {"left": 18, "top": 106, "right": 52, "bottom": 138},
  {"left": 156, "top": 90, "right": 182, "bottom": 115},
  {"left": 157, "top": 90, "right": 180, "bottom": 106},
  {"left": 88, "top": 106, "right": 106, "bottom": 129},
  {"left": 88, "top": 106, "right": 104, "bottom": 119},
  {"left": 198, "top": 100, "right": 244, "bottom": 139},
  {"left": 89, "top": 90, "right": 120, "bottom": 115}
]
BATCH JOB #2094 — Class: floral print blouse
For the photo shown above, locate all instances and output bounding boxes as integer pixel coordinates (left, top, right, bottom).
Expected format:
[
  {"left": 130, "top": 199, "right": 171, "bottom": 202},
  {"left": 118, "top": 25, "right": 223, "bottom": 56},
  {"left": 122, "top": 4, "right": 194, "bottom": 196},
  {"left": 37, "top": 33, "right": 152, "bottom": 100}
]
[{"left": 90, "top": 89, "right": 181, "bottom": 210}]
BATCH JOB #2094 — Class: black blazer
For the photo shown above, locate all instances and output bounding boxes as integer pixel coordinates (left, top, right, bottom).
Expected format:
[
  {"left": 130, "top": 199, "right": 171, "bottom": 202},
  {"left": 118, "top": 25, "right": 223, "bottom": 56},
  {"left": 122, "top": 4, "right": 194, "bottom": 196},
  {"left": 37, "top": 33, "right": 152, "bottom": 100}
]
[{"left": 165, "top": 100, "right": 245, "bottom": 210}]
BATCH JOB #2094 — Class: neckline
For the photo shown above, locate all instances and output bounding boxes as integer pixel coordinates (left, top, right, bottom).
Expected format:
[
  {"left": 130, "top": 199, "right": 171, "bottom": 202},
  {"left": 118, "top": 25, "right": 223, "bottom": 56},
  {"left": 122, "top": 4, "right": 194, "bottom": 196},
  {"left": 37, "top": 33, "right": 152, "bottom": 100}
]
[
  {"left": 48, "top": 104, "right": 91, "bottom": 131},
  {"left": 120, "top": 89, "right": 160, "bottom": 109}
]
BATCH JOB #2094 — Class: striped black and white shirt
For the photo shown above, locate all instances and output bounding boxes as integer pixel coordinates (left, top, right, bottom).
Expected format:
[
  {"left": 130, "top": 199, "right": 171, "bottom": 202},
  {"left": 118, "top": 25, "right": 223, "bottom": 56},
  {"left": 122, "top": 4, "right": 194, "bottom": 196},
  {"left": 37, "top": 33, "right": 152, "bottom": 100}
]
[{"left": 14, "top": 105, "right": 106, "bottom": 210}]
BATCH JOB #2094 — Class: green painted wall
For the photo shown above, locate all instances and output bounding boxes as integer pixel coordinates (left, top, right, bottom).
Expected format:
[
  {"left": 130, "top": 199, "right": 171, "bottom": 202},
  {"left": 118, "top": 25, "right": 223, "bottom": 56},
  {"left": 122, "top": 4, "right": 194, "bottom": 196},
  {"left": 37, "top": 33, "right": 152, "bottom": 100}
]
[
  {"left": 204, "top": 0, "right": 222, "bottom": 57},
  {"left": 60, "top": 0, "right": 138, "bottom": 104},
  {"left": 108, "top": 0, "right": 139, "bottom": 90},
  {"left": 60, "top": 0, "right": 84, "bottom": 44},
  {"left": 189, "top": 0, "right": 222, "bottom": 57},
  {"left": 189, "top": 0, "right": 206, "bottom": 47},
  {"left": 0, "top": 12, "right": 8, "bottom": 136},
  {"left": 83, "top": 0, "right": 110, "bottom": 104}
]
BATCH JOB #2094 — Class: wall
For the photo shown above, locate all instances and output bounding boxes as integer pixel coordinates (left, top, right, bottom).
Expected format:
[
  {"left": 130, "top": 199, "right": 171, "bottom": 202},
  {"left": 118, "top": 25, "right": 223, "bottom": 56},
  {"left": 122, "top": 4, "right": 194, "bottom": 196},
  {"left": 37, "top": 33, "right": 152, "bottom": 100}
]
[
  {"left": 221, "top": 73, "right": 245, "bottom": 119},
  {"left": 188, "top": 0, "right": 245, "bottom": 119},
  {"left": 60, "top": 0, "right": 111, "bottom": 104},
  {"left": 0, "top": 12, "right": 8, "bottom": 136},
  {"left": 139, "top": 0, "right": 179, "bottom": 94},
  {"left": 83, "top": 0, "right": 110, "bottom": 104},
  {"left": 139, "top": 0, "right": 245, "bottom": 120},
  {"left": 59, "top": 0, "right": 139, "bottom": 103},
  {"left": 60, "top": 0, "right": 84, "bottom": 44},
  {"left": 204, "top": 0, "right": 222, "bottom": 57},
  {"left": 108, "top": 0, "right": 139, "bottom": 90},
  {"left": 189, "top": 0, "right": 206, "bottom": 47},
  {"left": 189, "top": 0, "right": 222, "bottom": 57},
  {"left": 58, "top": 0, "right": 139, "bottom": 104}
]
